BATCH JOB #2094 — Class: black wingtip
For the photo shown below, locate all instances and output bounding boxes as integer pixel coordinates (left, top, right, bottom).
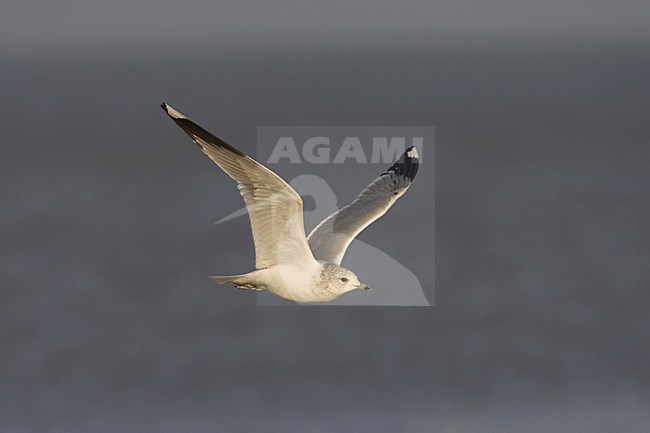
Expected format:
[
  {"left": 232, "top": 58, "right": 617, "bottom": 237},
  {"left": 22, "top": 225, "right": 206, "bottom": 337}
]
[
  {"left": 382, "top": 146, "right": 419, "bottom": 181},
  {"left": 161, "top": 103, "right": 246, "bottom": 157}
]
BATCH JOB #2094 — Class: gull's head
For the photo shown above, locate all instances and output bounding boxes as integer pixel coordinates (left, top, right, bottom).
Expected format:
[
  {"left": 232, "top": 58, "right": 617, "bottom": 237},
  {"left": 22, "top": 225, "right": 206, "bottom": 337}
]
[{"left": 320, "top": 263, "right": 371, "bottom": 299}]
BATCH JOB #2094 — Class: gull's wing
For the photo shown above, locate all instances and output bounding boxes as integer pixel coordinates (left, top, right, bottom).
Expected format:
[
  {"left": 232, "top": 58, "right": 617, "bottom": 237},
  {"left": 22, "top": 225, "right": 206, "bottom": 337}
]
[
  {"left": 307, "top": 147, "right": 419, "bottom": 265},
  {"left": 161, "top": 103, "right": 315, "bottom": 269}
]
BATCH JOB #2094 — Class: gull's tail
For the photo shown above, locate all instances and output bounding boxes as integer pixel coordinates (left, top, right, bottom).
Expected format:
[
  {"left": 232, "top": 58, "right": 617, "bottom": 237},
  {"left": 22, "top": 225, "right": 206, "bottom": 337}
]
[{"left": 208, "top": 273, "right": 262, "bottom": 291}]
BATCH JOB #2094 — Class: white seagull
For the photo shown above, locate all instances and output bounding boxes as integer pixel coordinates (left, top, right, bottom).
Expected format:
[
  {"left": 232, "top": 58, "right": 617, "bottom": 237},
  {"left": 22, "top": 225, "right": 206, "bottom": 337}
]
[{"left": 162, "top": 103, "right": 419, "bottom": 303}]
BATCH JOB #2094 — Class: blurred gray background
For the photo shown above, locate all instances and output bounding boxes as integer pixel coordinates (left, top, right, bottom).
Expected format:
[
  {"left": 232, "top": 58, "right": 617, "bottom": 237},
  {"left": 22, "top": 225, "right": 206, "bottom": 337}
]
[{"left": 2, "top": 1, "right": 649, "bottom": 432}]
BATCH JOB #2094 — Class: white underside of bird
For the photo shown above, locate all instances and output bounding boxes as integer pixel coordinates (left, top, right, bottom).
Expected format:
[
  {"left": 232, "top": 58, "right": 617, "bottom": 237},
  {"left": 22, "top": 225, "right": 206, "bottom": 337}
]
[{"left": 162, "top": 103, "right": 419, "bottom": 303}]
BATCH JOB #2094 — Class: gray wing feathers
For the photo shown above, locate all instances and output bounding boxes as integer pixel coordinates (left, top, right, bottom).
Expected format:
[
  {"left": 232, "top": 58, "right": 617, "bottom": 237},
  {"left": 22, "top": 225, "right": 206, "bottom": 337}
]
[
  {"left": 162, "top": 103, "right": 315, "bottom": 269},
  {"left": 307, "top": 147, "right": 419, "bottom": 265}
]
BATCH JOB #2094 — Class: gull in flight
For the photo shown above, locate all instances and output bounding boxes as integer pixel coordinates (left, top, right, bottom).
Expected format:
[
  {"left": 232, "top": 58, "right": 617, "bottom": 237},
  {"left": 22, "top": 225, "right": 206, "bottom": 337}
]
[{"left": 161, "top": 103, "right": 419, "bottom": 303}]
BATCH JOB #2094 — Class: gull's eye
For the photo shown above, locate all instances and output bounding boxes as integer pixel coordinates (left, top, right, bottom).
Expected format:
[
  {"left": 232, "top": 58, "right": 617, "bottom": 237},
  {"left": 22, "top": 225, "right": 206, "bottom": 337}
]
[{"left": 340, "top": 277, "right": 348, "bottom": 283}]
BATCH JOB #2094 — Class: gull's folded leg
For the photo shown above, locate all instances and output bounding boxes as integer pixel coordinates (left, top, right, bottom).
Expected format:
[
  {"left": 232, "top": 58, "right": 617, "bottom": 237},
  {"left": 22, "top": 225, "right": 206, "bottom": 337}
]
[{"left": 208, "top": 273, "right": 262, "bottom": 290}]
